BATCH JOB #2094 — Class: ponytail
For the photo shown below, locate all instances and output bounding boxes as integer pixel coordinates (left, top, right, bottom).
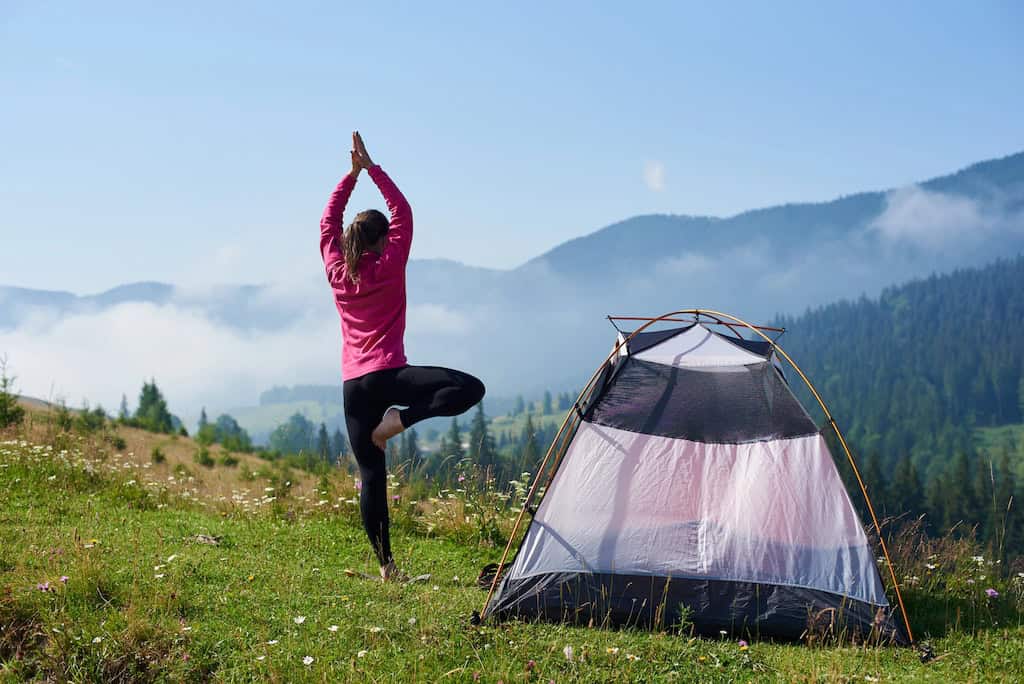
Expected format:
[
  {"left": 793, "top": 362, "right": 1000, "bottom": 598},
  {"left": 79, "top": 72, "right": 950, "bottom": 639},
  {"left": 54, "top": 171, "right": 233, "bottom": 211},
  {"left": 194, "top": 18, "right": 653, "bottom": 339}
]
[{"left": 343, "top": 209, "right": 389, "bottom": 284}]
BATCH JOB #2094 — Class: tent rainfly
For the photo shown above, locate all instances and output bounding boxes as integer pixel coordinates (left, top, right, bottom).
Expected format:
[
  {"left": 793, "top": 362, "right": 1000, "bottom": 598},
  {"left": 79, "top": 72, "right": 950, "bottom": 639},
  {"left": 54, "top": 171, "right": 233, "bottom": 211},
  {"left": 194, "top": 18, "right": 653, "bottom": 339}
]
[{"left": 481, "top": 310, "right": 911, "bottom": 644}]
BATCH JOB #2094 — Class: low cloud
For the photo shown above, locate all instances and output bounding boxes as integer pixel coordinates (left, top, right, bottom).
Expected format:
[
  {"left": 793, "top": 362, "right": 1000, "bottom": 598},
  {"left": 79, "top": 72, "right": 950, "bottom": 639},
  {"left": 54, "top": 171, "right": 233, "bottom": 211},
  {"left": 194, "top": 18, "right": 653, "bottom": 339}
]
[
  {"left": 869, "top": 186, "right": 991, "bottom": 249},
  {"left": 654, "top": 252, "right": 716, "bottom": 277},
  {"left": 643, "top": 160, "right": 666, "bottom": 193},
  {"left": 0, "top": 301, "right": 339, "bottom": 423},
  {"left": 407, "top": 304, "right": 472, "bottom": 336}
]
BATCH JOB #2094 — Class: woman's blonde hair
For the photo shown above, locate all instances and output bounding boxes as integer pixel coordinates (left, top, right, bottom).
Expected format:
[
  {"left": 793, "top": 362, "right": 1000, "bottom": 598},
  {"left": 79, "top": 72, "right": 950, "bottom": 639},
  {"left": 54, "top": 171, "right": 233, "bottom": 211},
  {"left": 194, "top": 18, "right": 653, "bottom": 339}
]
[{"left": 343, "top": 209, "right": 389, "bottom": 284}]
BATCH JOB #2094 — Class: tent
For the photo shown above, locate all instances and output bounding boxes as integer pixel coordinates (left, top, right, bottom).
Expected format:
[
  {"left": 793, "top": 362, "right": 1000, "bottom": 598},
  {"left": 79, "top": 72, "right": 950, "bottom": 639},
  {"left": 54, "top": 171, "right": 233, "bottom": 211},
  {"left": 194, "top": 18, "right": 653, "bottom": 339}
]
[{"left": 481, "top": 310, "right": 911, "bottom": 644}]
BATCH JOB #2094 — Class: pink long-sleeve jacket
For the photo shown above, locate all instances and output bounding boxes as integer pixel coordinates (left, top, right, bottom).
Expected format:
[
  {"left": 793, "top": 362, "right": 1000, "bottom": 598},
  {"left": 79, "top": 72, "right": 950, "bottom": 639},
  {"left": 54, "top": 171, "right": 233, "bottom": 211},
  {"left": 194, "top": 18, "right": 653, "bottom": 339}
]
[{"left": 320, "top": 165, "right": 413, "bottom": 381}]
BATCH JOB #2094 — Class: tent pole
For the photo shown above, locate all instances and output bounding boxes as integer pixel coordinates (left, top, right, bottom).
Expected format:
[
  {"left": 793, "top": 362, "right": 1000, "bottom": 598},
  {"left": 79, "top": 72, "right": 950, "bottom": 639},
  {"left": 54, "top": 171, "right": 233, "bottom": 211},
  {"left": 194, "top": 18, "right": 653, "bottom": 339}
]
[{"left": 607, "top": 315, "right": 785, "bottom": 333}]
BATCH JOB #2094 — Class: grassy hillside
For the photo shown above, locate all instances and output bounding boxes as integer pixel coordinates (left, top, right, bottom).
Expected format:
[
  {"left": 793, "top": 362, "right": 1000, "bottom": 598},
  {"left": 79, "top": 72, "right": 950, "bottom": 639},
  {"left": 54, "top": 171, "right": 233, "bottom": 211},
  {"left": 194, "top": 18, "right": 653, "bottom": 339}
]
[
  {"left": 3, "top": 406, "right": 1024, "bottom": 681},
  {"left": 489, "top": 410, "right": 564, "bottom": 440},
  {"left": 977, "top": 423, "right": 1024, "bottom": 480}
]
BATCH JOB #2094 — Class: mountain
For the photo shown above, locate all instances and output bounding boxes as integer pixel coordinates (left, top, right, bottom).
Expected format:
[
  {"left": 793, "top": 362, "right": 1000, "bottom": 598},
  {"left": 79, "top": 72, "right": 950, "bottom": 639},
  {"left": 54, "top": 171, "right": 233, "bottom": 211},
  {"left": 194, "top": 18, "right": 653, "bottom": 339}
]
[
  {"left": 525, "top": 151, "right": 1024, "bottom": 277},
  {"left": 2, "top": 151, "right": 1023, "bottom": 417}
]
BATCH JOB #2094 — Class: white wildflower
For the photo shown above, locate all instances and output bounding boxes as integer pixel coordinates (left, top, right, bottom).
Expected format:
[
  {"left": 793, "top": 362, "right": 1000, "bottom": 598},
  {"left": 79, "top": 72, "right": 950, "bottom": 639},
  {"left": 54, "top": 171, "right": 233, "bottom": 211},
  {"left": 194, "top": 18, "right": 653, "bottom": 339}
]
[
  {"left": 563, "top": 645, "right": 574, "bottom": 661},
  {"left": 303, "top": 655, "right": 314, "bottom": 665},
  {"left": 294, "top": 616, "right": 306, "bottom": 625}
]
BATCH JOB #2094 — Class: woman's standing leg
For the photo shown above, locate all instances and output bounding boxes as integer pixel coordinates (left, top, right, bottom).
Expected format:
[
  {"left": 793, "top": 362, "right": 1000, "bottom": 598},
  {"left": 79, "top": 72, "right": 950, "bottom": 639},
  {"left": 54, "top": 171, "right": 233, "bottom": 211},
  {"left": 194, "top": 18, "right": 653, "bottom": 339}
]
[{"left": 343, "top": 378, "right": 393, "bottom": 567}]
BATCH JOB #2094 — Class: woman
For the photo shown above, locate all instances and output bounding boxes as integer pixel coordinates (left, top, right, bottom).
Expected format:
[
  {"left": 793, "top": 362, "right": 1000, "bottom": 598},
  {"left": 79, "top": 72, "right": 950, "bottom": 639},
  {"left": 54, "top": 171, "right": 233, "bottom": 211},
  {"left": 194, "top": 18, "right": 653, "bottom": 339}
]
[{"left": 320, "top": 132, "right": 485, "bottom": 581}]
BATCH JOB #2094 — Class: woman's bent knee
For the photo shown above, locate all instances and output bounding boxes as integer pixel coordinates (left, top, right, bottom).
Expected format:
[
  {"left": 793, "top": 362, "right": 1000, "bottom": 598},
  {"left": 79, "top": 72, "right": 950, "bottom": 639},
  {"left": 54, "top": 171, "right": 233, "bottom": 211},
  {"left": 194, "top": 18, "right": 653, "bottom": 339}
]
[{"left": 464, "top": 374, "right": 486, "bottom": 407}]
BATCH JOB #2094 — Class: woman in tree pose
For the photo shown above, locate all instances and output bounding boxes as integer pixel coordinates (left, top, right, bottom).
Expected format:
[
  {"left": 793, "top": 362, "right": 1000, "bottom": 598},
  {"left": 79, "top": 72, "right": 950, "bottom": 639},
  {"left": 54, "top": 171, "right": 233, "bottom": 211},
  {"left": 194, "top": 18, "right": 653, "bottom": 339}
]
[{"left": 320, "top": 132, "right": 485, "bottom": 580}]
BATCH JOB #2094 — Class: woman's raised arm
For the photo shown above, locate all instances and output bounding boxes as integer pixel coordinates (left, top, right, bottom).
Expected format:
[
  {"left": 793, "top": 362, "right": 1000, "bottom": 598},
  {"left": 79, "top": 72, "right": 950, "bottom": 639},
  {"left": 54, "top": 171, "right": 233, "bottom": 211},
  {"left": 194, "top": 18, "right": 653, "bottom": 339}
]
[
  {"left": 319, "top": 138, "right": 365, "bottom": 285},
  {"left": 353, "top": 132, "right": 413, "bottom": 269}
]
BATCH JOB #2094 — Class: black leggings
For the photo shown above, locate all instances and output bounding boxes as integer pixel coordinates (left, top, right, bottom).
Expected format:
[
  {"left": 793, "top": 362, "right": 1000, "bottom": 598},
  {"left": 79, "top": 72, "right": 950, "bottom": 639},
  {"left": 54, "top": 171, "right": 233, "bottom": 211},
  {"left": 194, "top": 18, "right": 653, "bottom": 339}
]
[{"left": 343, "top": 365, "right": 485, "bottom": 565}]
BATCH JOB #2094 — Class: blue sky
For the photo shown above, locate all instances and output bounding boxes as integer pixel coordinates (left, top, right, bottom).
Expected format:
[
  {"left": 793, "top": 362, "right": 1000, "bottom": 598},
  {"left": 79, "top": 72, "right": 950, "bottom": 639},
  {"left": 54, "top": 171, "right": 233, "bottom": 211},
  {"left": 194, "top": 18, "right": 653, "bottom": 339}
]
[{"left": 3, "top": 1, "right": 1022, "bottom": 292}]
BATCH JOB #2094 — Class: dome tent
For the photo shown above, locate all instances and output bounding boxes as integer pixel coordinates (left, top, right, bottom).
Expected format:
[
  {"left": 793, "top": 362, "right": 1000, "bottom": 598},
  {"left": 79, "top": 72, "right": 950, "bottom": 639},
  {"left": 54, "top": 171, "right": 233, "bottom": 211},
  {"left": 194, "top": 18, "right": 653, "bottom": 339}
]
[{"left": 481, "top": 310, "right": 911, "bottom": 644}]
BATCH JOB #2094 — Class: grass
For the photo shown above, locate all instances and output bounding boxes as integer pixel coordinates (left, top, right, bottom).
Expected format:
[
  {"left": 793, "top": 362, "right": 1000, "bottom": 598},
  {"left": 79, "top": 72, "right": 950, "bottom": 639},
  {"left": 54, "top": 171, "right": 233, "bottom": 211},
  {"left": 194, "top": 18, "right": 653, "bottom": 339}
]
[{"left": 2, "top": 409, "right": 1024, "bottom": 681}]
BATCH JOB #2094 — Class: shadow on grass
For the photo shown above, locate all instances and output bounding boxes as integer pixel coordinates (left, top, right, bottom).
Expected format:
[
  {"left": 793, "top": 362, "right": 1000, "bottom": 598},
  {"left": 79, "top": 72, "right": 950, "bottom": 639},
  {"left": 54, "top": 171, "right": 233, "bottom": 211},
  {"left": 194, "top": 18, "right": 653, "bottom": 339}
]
[{"left": 903, "top": 590, "right": 1020, "bottom": 639}]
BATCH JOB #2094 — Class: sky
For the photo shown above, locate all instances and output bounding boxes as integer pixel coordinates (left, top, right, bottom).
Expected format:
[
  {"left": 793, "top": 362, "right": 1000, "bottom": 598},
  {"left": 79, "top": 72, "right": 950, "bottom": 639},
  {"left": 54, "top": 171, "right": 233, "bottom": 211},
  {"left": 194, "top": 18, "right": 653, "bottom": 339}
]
[{"left": 2, "top": 1, "right": 1023, "bottom": 293}]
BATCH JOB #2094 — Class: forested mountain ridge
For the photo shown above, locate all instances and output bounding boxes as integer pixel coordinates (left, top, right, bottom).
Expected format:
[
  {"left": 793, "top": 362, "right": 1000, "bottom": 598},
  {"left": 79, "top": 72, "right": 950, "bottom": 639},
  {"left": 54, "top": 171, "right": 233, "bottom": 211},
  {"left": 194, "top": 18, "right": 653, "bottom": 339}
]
[
  {"left": 776, "top": 256, "right": 1024, "bottom": 481},
  {"left": 525, "top": 151, "right": 1024, "bottom": 280}
]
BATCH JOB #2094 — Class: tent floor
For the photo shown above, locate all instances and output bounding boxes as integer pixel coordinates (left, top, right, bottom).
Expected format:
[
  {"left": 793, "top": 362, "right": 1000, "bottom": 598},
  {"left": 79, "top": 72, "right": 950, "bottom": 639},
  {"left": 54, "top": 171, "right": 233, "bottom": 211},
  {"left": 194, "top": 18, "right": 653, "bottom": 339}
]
[{"left": 485, "top": 572, "right": 908, "bottom": 645}]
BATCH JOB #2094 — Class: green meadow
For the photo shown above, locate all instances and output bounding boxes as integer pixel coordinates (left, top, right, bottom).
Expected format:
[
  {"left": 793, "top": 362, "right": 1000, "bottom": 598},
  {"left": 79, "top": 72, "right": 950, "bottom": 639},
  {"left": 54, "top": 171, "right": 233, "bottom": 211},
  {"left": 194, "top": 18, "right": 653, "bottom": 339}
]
[{"left": 2, "top": 408, "right": 1023, "bottom": 683}]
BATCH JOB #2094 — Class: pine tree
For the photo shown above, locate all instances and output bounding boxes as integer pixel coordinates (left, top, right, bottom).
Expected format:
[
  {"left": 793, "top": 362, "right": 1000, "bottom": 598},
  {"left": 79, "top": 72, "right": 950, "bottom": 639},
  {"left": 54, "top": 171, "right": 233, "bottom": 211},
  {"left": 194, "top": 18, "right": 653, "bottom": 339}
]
[
  {"left": 468, "top": 403, "right": 487, "bottom": 462},
  {"left": 317, "top": 423, "right": 331, "bottom": 463},
  {"left": 386, "top": 439, "right": 400, "bottom": 470},
  {"left": 542, "top": 390, "right": 552, "bottom": 415},
  {"left": 924, "top": 470, "right": 950, "bottom": 534},
  {"left": 973, "top": 454, "right": 994, "bottom": 542},
  {"left": 519, "top": 414, "right": 540, "bottom": 474},
  {"left": 950, "top": 452, "right": 974, "bottom": 525},
  {"left": 331, "top": 427, "right": 347, "bottom": 465},
  {"left": 135, "top": 379, "right": 174, "bottom": 433},
  {"left": 447, "top": 417, "right": 464, "bottom": 459},
  {"left": 514, "top": 395, "right": 525, "bottom": 416},
  {"left": 890, "top": 455, "right": 921, "bottom": 514},
  {"left": 468, "top": 403, "right": 496, "bottom": 470},
  {"left": 404, "top": 428, "right": 421, "bottom": 471},
  {"left": 863, "top": 452, "right": 887, "bottom": 516},
  {"left": 118, "top": 394, "right": 129, "bottom": 421},
  {"left": 0, "top": 356, "right": 25, "bottom": 429},
  {"left": 994, "top": 447, "right": 1018, "bottom": 559},
  {"left": 196, "top": 406, "right": 216, "bottom": 445},
  {"left": 269, "top": 413, "right": 316, "bottom": 455}
]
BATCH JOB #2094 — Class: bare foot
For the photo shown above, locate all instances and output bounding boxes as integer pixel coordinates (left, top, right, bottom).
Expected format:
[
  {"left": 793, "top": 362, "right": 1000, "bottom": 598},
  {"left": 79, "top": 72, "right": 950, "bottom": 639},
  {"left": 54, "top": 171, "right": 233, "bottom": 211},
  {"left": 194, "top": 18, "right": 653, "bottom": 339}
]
[{"left": 371, "top": 407, "right": 404, "bottom": 450}]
